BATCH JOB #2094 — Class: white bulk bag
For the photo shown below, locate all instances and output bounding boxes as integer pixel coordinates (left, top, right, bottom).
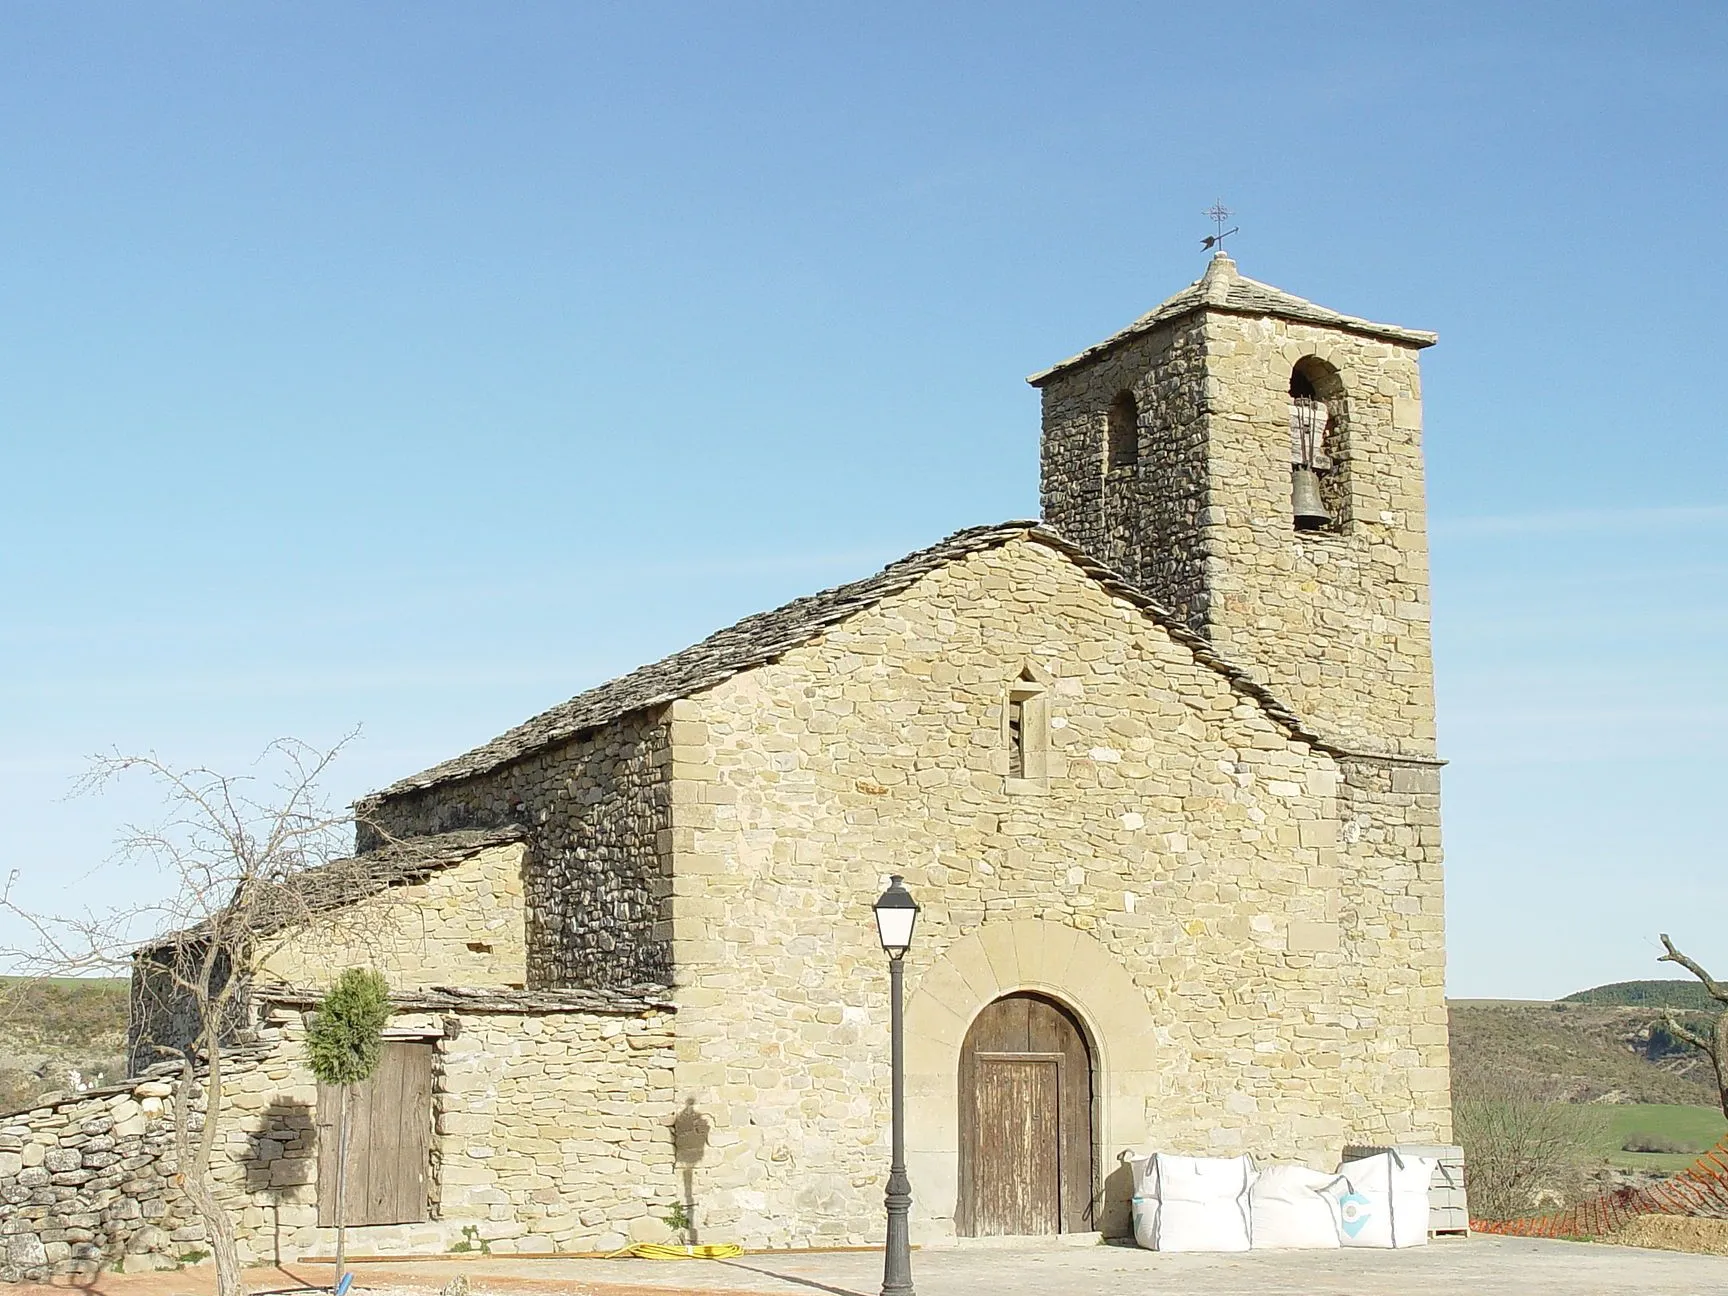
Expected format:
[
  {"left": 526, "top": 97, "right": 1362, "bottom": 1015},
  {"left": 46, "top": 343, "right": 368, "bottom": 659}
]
[
  {"left": 1127, "top": 1156, "right": 1159, "bottom": 1250},
  {"left": 1129, "top": 1153, "right": 1255, "bottom": 1252},
  {"left": 1248, "top": 1164, "right": 1345, "bottom": 1249},
  {"left": 1332, "top": 1151, "right": 1436, "bottom": 1248}
]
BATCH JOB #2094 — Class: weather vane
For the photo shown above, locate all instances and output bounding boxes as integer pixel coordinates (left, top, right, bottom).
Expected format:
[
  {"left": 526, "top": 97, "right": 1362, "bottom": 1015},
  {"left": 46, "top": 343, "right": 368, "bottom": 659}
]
[{"left": 1202, "top": 201, "right": 1238, "bottom": 254}]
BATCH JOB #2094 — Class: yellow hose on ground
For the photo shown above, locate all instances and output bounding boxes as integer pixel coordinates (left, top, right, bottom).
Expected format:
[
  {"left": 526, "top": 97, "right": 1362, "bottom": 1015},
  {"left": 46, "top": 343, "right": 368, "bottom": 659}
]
[{"left": 609, "top": 1242, "right": 745, "bottom": 1260}]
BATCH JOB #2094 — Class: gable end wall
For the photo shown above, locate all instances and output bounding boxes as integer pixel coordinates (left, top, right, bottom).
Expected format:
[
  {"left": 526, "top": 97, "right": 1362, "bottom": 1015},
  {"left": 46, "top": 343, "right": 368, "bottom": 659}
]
[
  {"left": 361, "top": 711, "right": 673, "bottom": 991},
  {"left": 662, "top": 538, "right": 1449, "bottom": 1247}
]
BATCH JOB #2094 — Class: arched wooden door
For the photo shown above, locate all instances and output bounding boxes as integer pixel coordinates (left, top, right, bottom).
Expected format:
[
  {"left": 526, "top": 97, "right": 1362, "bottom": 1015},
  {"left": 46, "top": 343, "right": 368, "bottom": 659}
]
[{"left": 957, "top": 992, "right": 1094, "bottom": 1236}]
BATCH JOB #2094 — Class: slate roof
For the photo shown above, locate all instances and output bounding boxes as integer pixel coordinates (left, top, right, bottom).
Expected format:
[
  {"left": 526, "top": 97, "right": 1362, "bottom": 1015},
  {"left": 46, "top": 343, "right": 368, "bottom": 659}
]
[
  {"left": 249, "top": 826, "right": 527, "bottom": 935},
  {"left": 372, "top": 521, "right": 1337, "bottom": 802},
  {"left": 133, "top": 825, "right": 525, "bottom": 954},
  {"left": 1027, "top": 254, "right": 1437, "bottom": 387}
]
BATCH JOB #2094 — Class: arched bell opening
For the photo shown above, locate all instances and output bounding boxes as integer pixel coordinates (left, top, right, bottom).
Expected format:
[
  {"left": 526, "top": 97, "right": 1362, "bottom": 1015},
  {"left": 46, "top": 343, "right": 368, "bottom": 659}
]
[
  {"left": 956, "top": 991, "right": 1096, "bottom": 1237},
  {"left": 1288, "top": 357, "right": 1349, "bottom": 532}
]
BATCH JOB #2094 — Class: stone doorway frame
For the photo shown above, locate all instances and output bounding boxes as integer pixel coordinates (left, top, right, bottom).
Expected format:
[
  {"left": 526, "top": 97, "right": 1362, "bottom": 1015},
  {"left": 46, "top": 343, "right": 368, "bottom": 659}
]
[{"left": 902, "top": 919, "right": 1160, "bottom": 1242}]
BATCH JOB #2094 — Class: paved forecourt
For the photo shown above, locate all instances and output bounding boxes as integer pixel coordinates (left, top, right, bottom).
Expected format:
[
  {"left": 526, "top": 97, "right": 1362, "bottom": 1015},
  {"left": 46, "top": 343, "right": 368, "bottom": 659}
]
[{"left": 34, "top": 1236, "right": 1728, "bottom": 1296}]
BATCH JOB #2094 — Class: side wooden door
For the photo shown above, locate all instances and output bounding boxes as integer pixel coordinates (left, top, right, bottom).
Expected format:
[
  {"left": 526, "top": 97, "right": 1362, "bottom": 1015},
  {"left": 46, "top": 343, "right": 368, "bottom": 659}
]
[
  {"left": 958, "top": 993, "right": 1095, "bottom": 1236},
  {"left": 317, "top": 1041, "right": 434, "bottom": 1226}
]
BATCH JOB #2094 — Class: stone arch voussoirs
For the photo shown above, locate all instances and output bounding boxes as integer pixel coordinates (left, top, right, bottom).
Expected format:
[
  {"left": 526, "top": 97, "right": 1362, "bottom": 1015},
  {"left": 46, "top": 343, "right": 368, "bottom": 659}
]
[{"left": 901, "top": 919, "right": 1158, "bottom": 1240}]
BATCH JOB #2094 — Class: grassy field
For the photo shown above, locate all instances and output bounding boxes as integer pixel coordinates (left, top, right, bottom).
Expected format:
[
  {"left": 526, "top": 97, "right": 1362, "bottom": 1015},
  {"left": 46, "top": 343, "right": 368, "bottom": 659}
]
[{"left": 1589, "top": 1103, "right": 1728, "bottom": 1172}]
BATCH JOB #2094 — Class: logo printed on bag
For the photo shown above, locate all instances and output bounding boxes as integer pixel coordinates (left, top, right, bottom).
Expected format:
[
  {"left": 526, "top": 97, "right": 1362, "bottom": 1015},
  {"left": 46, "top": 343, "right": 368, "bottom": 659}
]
[{"left": 1337, "top": 1193, "right": 1372, "bottom": 1238}]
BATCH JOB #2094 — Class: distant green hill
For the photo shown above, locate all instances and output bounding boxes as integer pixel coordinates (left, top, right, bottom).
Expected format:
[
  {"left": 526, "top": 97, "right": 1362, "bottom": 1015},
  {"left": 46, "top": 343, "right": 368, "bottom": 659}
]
[
  {"left": 1448, "top": 999, "right": 1718, "bottom": 1106},
  {"left": 1562, "top": 980, "right": 1719, "bottom": 1011}
]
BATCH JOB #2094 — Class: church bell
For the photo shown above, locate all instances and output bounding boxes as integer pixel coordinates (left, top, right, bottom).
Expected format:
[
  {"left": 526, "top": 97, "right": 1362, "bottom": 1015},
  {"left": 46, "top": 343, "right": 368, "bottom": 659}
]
[{"left": 1291, "top": 466, "right": 1330, "bottom": 530}]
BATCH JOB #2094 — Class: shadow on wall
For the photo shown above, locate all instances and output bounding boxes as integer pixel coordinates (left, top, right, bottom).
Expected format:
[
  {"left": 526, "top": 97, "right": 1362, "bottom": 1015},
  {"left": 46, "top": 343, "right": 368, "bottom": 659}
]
[
  {"left": 1105, "top": 1152, "right": 1134, "bottom": 1236},
  {"left": 244, "top": 1097, "right": 316, "bottom": 1266},
  {"left": 669, "top": 1097, "right": 712, "bottom": 1243}
]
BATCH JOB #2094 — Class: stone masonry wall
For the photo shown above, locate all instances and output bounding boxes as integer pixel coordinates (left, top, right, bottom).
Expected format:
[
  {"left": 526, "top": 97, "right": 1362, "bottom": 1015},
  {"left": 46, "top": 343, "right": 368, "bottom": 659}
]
[
  {"left": 433, "top": 1010, "right": 677, "bottom": 1253},
  {"left": 664, "top": 536, "right": 1451, "bottom": 1247},
  {"left": 1, "top": 1002, "right": 677, "bottom": 1279},
  {"left": 1041, "top": 315, "right": 1212, "bottom": 635},
  {"left": 0, "top": 1077, "right": 193, "bottom": 1282},
  {"left": 1037, "top": 266, "right": 1436, "bottom": 760},
  {"left": 1335, "top": 755, "right": 1451, "bottom": 1129},
  {"left": 209, "top": 1005, "right": 678, "bottom": 1261},
  {"left": 361, "top": 712, "right": 673, "bottom": 991},
  {"left": 258, "top": 842, "right": 530, "bottom": 992},
  {"left": 1197, "top": 310, "right": 1435, "bottom": 758}
]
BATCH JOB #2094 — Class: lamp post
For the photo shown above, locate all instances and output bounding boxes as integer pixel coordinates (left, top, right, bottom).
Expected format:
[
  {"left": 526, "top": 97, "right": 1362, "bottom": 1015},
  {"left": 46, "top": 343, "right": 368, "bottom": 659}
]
[{"left": 873, "top": 875, "right": 919, "bottom": 1296}]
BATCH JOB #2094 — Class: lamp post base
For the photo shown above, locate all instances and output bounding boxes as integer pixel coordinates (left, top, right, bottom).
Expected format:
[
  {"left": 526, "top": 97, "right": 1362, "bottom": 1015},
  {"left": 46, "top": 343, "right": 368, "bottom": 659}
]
[{"left": 881, "top": 1170, "right": 914, "bottom": 1296}]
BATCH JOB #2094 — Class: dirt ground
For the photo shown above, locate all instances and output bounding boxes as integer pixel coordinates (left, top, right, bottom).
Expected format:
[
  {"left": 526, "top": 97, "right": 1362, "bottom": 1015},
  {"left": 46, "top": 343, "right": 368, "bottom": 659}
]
[
  {"left": 1609, "top": 1214, "right": 1728, "bottom": 1256},
  {"left": 17, "top": 1234, "right": 1728, "bottom": 1296}
]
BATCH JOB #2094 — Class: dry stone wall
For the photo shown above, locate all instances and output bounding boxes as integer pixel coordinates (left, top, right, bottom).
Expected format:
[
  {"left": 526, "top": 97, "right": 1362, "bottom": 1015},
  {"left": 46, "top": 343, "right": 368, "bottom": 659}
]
[
  {"left": 360, "top": 713, "right": 673, "bottom": 991},
  {"left": 0, "top": 1077, "right": 194, "bottom": 1282},
  {"left": 664, "top": 537, "right": 1450, "bottom": 1246}
]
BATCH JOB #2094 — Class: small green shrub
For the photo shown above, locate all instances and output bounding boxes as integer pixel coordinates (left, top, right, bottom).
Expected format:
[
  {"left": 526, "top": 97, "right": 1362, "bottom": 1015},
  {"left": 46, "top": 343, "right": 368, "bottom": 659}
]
[
  {"left": 305, "top": 968, "right": 390, "bottom": 1086},
  {"left": 662, "top": 1200, "right": 692, "bottom": 1238},
  {"left": 450, "top": 1224, "right": 490, "bottom": 1255}
]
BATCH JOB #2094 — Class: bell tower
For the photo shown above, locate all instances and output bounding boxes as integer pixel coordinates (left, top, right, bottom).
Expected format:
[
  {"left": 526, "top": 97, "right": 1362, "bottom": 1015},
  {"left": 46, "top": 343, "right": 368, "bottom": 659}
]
[{"left": 1030, "top": 253, "right": 1438, "bottom": 759}]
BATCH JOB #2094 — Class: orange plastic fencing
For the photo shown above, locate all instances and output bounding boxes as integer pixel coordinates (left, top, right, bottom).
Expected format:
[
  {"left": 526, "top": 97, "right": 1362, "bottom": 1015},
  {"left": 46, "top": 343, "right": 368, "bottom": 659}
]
[{"left": 1471, "top": 1134, "right": 1728, "bottom": 1237}]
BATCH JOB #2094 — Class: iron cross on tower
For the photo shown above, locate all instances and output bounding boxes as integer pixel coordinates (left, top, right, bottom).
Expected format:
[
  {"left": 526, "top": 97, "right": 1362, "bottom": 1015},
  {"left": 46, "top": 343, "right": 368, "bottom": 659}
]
[{"left": 1202, "top": 201, "right": 1238, "bottom": 254}]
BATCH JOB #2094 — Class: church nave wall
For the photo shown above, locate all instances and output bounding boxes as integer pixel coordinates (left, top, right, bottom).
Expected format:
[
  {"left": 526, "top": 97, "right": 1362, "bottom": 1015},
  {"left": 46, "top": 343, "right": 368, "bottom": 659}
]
[{"left": 662, "top": 535, "right": 1449, "bottom": 1246}]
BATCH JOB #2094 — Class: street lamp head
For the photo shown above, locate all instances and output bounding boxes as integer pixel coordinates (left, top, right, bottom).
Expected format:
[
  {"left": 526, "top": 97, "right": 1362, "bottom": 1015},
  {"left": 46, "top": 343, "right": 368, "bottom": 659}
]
[{"left": 873, "top": 875, "right": 919, "bottom": 958}]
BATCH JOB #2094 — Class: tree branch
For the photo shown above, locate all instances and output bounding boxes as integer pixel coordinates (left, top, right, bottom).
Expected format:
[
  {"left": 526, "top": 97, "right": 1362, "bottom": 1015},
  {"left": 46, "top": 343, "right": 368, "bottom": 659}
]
[
  {"left": 1659, "top": 933, "right": 1728, "bottom": 1004},
  {"left": 1662, "top": 1010, "right": 1716, "bottom": 1058}
]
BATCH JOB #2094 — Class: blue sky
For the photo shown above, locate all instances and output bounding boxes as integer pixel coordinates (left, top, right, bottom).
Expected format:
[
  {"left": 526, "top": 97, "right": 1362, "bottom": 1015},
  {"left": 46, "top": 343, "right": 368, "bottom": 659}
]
[{"left": 1, "top": 3, "right": 1722, "bottom": 998}]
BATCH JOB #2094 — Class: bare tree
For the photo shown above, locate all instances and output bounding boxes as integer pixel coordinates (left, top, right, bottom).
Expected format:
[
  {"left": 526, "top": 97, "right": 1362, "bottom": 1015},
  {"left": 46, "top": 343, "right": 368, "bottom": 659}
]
[
  {"left": 1658, "top": 933, "right": 1728, "bottom": 1121},
  {"left": 1450, "top": 1059, "right": 1606, "bottom": 1220},
  {"left": 0, "top": 734, "right": 368, "bottom": 1296}
]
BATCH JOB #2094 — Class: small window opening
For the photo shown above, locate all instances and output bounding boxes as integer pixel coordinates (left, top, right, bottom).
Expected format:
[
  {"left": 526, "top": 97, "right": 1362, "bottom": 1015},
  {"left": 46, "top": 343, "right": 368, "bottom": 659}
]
[
  {"left": 1106, "top": 391, "right": 1139, "bottom": 471},
  {"left": 1004, "top": 667, "right": 1049, "bottom": 785},
  {"left": 466, "top": 941, "right": 493, "bottom": 955}
]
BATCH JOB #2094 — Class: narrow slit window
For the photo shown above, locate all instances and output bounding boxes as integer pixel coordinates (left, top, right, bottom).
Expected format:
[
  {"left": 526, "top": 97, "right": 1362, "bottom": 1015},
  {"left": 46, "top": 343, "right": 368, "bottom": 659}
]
[
  {"left": 1106, "top": 391, "right": 1139, "bottom": 471},
  {"left": 1004, "top": 668, "right": 1050, "bottom": 785}
]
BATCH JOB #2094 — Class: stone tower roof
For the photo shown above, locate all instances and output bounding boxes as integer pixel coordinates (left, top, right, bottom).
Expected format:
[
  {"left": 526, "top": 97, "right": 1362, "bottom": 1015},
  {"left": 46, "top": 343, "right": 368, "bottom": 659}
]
[
  {"left": 1026, "top": 253, "right": 1437, "bottom": 388},
  {"left": 374, "top": 521, "right": 1335, "bottom": 800}
]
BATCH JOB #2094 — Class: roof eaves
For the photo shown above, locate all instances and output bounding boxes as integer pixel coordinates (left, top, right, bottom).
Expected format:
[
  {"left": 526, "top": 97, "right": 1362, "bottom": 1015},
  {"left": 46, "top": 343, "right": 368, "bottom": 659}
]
[
  {"left": 130, "top": 825, "right": 527, "bottom": 959},
  {"left": 254, "top": 980, "right": 675, "bottom": 1017},
  {"left": 1027, "top": 283, "right": 1436, "bottom": 388},
  {"left": 366, "top": 521, "right": 1047, "bottom": 801},
  {"left": 367, "top": 519, "right": 1365, "bottom": 802}
]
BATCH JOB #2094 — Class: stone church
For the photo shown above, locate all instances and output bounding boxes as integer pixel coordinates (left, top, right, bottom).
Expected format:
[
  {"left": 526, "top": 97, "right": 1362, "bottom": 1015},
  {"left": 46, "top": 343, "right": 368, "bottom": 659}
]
[{"left": 87, "top": 252, "right": 1450, "bottom": 1267}]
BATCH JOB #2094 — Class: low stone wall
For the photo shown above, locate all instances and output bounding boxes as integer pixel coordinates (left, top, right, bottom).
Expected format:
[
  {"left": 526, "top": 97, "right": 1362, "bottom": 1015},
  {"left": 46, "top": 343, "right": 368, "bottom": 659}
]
[
  {"left": 0, "top": 1076, "right": 196, "bottom": 1282},
  {"left": 1, "top": 990, "right": 679, "bottom": 1280}
]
